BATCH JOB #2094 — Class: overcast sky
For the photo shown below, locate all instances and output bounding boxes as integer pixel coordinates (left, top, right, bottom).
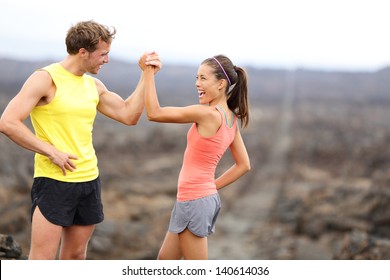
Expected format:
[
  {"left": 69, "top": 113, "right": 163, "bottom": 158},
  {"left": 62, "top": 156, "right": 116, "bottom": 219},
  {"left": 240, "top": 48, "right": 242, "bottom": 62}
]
[{"left": 0, "top": 0, "right": 389, "bottom": 71}]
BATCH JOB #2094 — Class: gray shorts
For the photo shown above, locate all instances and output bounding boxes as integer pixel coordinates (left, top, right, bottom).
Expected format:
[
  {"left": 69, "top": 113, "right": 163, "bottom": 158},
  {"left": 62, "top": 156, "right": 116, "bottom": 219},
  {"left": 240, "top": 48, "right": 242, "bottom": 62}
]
[{"left": 168, "top": 193, "right": 221, "bottom": 238}]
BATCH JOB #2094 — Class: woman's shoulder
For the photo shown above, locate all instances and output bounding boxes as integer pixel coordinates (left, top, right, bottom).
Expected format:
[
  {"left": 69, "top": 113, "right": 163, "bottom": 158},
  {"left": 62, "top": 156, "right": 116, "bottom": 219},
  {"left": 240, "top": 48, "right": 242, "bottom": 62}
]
[
  {"left": 191, "top": 104, "right": 220, "bottom": 126},
  {"left": 186, "top": 104, "right": 219, "bottom": 116}
]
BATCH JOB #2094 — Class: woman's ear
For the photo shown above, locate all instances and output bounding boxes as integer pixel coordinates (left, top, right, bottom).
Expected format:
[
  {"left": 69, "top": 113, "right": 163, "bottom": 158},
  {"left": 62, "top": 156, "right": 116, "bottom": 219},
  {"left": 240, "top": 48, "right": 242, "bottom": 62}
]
[{"left": 218, "top": 79, "right": 227, "bottom": 91}]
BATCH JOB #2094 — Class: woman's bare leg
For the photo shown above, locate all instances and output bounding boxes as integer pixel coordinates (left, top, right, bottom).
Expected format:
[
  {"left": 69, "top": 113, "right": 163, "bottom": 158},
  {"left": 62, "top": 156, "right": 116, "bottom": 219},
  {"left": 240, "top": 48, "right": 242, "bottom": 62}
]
[
  {"left": 179, "top": 228, "right": 208, "bottom": 260},
  {"left": 157, "top": 231, "right": 182, "bottom": 260}
]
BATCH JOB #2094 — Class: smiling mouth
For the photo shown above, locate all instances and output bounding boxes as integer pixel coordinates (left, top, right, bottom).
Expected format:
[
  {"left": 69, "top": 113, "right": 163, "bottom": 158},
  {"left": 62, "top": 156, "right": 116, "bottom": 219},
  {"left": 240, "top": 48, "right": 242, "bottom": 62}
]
[{"left": 199, "top": 91, "right": 205, "bottom": 98}]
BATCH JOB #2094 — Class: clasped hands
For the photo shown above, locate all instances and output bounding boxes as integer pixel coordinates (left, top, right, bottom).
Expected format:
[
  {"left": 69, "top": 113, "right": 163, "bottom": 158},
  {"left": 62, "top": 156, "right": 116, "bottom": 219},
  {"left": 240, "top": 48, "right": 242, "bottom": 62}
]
[{"left": 139, "top": 51, "right": 161, "bottom": 73}]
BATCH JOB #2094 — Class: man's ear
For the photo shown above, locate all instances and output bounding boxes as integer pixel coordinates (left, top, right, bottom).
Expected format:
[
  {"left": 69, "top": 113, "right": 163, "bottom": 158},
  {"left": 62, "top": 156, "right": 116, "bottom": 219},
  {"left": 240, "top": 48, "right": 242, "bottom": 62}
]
[{"left": 79, "top": 48, "right": 87, "bottom": 57}]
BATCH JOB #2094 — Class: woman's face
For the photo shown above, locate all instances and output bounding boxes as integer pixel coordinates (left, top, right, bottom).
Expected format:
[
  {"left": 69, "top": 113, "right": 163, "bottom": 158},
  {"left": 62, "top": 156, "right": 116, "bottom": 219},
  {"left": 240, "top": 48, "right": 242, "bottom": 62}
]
[{"left": 195, "top": 64, "right": 223, "bottom": 105}]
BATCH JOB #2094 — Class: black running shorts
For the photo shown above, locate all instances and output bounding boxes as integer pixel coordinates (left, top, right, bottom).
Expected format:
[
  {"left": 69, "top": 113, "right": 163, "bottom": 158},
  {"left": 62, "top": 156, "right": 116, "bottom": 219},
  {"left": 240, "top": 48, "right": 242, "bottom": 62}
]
[{"left": 31, "top": 176, "right": 104, "bottom": 227}]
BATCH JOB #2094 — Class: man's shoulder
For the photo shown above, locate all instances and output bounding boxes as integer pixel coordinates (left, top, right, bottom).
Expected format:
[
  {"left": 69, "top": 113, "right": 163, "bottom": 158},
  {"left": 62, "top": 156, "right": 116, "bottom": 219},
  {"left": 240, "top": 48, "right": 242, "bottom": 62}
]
[{"left": 40, "top": 63, "right": 60, "bottom": 72}]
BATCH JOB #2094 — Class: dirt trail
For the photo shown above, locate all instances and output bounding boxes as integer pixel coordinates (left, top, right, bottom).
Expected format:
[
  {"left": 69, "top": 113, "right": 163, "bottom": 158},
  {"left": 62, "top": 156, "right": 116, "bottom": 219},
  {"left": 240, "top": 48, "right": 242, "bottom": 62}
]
[{"left": 209, "top": 70, "right": 295, "bottom": 259}]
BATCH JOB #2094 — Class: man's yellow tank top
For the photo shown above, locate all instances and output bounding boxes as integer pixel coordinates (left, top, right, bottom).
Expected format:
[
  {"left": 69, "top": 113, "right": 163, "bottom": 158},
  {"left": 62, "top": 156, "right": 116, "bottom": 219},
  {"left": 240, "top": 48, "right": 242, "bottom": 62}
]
[{"left": 30, "top": 63, "right": 99, "bottom": 182}]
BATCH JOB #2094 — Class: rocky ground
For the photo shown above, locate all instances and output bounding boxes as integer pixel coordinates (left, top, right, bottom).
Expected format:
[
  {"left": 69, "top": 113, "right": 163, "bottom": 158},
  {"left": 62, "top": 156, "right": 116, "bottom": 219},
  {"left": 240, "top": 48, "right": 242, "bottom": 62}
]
[{"left": 1, "top": 69, "right": 390, "bottom": 260}]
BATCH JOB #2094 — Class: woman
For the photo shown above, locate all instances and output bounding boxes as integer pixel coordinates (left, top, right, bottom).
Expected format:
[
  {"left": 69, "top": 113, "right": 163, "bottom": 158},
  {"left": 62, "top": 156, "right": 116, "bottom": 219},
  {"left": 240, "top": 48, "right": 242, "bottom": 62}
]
[{"left": 140, "top": 54, "right": 251, "bottom": 259}]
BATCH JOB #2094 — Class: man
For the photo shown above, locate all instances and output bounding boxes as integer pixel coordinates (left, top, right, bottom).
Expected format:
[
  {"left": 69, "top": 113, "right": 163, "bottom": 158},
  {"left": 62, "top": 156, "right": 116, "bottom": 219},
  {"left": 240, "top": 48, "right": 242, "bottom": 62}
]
[{"left": 0, "top": 20, "right": 161, "bottom": 259}]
